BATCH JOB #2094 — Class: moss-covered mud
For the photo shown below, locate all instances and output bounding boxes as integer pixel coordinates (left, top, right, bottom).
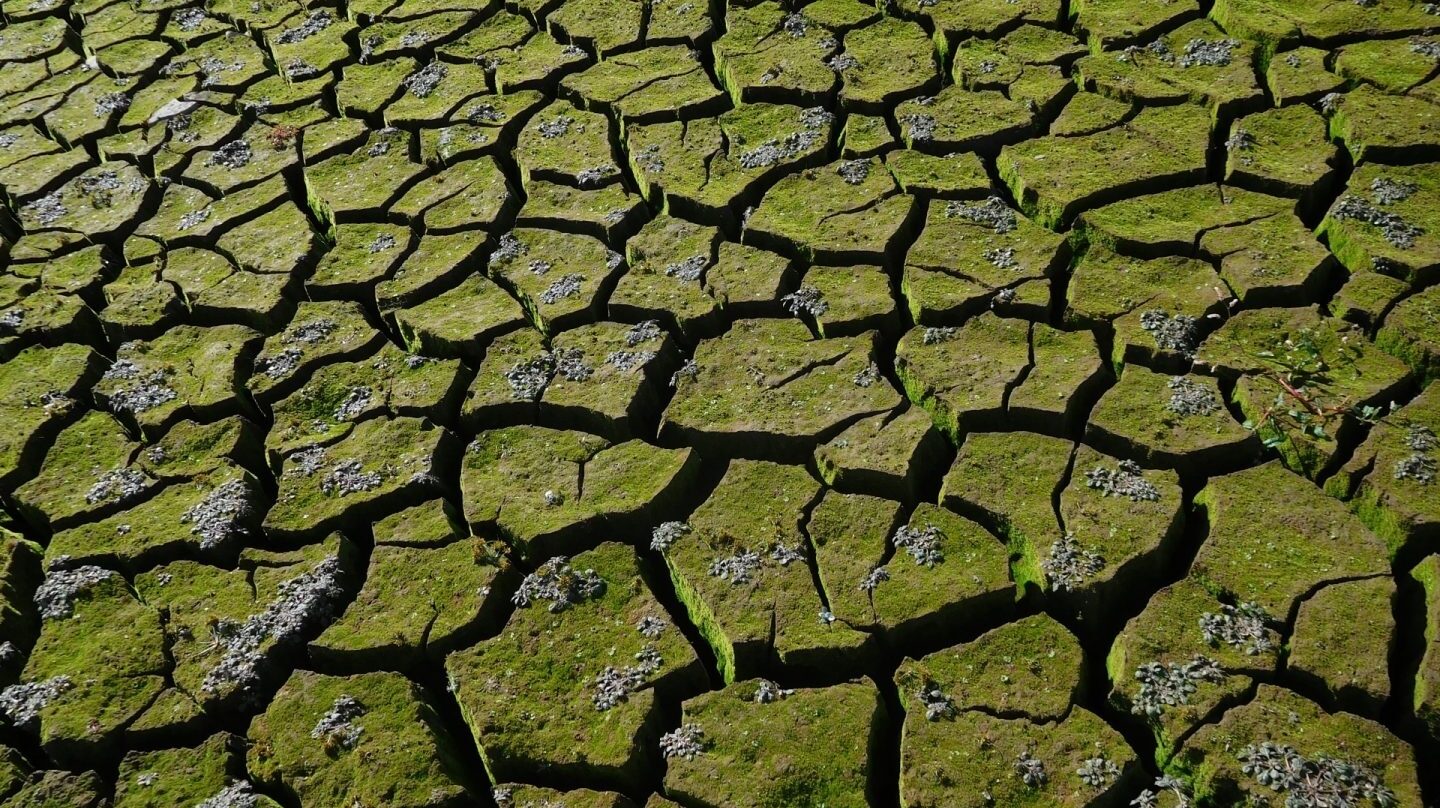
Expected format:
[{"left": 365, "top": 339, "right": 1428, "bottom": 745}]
[{"left": 2, "top": 0, "right": 1439, "bottom": 804}]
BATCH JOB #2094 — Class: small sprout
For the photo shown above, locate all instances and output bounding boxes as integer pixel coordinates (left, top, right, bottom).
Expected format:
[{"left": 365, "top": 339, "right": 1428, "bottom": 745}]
[
  {"left": 512, "top": 557, "right": 605, "bottom": 612},
  {"left": 893, "top": 524, "right": 944, "bottom": 567},
  {"left": 1199, "top": 601, "right": 1273, "bottom": 655},
  {"left": 1140, "top": 309, "right": 1201, "bottom": 356},
  {"left": 1131, "top": 655, "right": 1224, "bottom": 717},
  {"left": 637, "top": 615, "right": 668, "bottom": 638},
  {"left": 310, "top": 694, "right": 366, "bottom": 751},
  {"left": 1015, "top": 750, "right": 1048, "bottom": 788},
  {"left": 752, "top": 679, "right": 793, "bottom": 703},
  {"left": 1166, "top": 376, "right": 1220, "bottom": 417},
  {"left": 660, "top": 723, "right": 706, "bottom": 760},
  {"left": 858, "top": 565, "right": 890, "bottom": 592},
  {"left": 650, "top": 521, "right": 691, "bottom": 551},
  {"left": 923, "top": 326, "right": 960, "bottom": 345},
  {"left": 35, "top": 566, "right": 116, "bottom": 620},
  {"left": 945, "top": 197, "right": 1017, "bottom": 234},
  {"left": 1238, "top": 742, "right": 1396, "bottom": 808},
  {"left": 918, "top": 683, "right": 956, "bottom": 721},
  {"left": 709, "top": 550, "right": 762, "bottom": 584},
  {"left": 836, "top": 159, "right": 870, "bottom": 185},
  {"left": 1085, "top": 460, "right": 1161, "bottom": 502},
  {"left": 1077, "top": 755, "right": 1121, "bottom": 788},
  {"left": 1041, "top": 534, "right": 1104, "bottom": 592}
]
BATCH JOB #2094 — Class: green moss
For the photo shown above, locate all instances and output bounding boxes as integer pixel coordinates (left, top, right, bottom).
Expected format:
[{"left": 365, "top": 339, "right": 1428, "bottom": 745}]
[
  {"left": 705, "top": 241, "right": 796, "bottom": 313},
  {"left": 548, "top": 0, "right": 643, "bottom": 53},
  {"left": 1050, "top": 91, "right": 1132, "bottom": 137},
  {"left": 1211, "top": 0, "right": 1436, "bottom": 51},
  {"left": 661, "top": 319, "right": 901, "bottom": 454},
  {"left": 1197, "top": 212, "right": 1335, "bottom": 308},
  {"left": 895, "top": 0, "right": 1059, "bottom": 42},
  {"left": 304, "top": 130, "right": 425, "bottom": 225},
  {"left": 1377, "top": 284, "right": 1440, "bottom": 382},
  {"left": 1289, "top": 576, "right": 1394, "bottom": 715},
  {"left": 461, "top": 425, "right": 698, "bottom": 559},
  {"left": 885, "top": 150, "right": 989, "bottom": 198},
  {"left": 895, "top": 314, "right": 1031, "bottom": 440},
  {"left": 940, "top": 431, "right": 1071, "bottom": 594},
  {"left": 0, "top": 343, "right": 101, "bottom": 484},
  {"left": 13, "top": 411, "right": 156, "bottom": 530},
  {"left": 248, "top": 670, "right": 471, "bottom": 806},
  {"left": 1265, "top": 46, "right": 1345, "bottom": 105},
  {"left": 390, "top": 156, "right": 513, "bottom": 234},
  {"left": 392, "top": 275, "right": 526, "bottom": 360},
  {"left": 21, "top": 572, "right": 166, "bottom": 766},
  {"left": 515, "top": 99, "right": 618, "bottom": 188},
  {"left": 1224, "top": 104, "right": 1337, "bottom": 198},
  {"left": 1327, "top": 85, "right": 1440, "bottom": 165},
  {"left": 840, "top": 113, "right": 894, "bottom": 157},
  {"left": 665, "top": 680, "right": 879, "bottom": 808},
  {"left": 1193, "top": 462, "right": 1389, "bottom": 617},
  {"left": 309, "top": 223, "right": 409, "bottom": 294},
  {"left": 1087, "top": 366, "right": 1257, "bottom": 471},
  {"left": 250, "top": 301, "right": 384, "bottom": 401},
  {"left": 839, "top": 17, "right": 938, "bottom": 108},
  {"left": 1173, "top": 684, "right": 1421, "bottom": 807},
  {"left": 1317, "top": 160, "right": 1440, "bottom": 285},
  {"left": 713, "top": 3, "right": 838, "bottom": 102},
  {"left": 376, "top": 232, "right": 477, "bottom": 311},
  {"left": 562, "top": 46, "right": 723, "bottom": 121},
  {"left": 747, "top": 158, "right": 915, "bottom": 261},
  {"left": 1071, "top": 0, "right": 1200, "bottom": 50},
  {"left": 1075, "top": 19, "right": 1262, "bottom": 118},
  {"left": 93, "top": 323, "right": 260, "bottom": 437},
  {"left": 1326, "top": 383, "right": 1440, "bottom": 558},
  {"left": 815, "top": 407, "right": 943, "bottom": 499},
  {"left": 1107, "top": 578, "right": 1277, "bottom": 760},
  {"left": 160, "top": 247, "right": 291, "bottom": 329},
  {"left": 1332, "top": 270, "right": 1409, "bottom": 329},
  {"left": 485, "top": 228, "right": 619, "bottom": 334},
  {"left": 895, "top": 85, "right": 1037, "bottom": 152},
  {"left": 114, "top": 733, "right": 241, "bottom": 808},
  {"left": 447, "top": 542, "right": 702, "bottom": 790},
  {"left": 999, "top": 103, "right": 1210, "bottom": 229},
  {"left": 1412, "top": 556, "right": 1440, "bottom": 739}
]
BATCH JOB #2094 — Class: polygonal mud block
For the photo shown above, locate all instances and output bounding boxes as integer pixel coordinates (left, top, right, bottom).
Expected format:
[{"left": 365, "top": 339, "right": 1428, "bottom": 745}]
[
  {"left": 794, "top": 264, "right": 899, "bottom": 337},
  {"left": 885, "top": 150, "right": 991, "bottom": 198},
  {"left": 391, "top": 274, "right": 528, "bottom": 361},
  {"left": 249, "top": 301, "right": 385, "bottom": 402},
  {"left": 1107, "top": 578, "right": 1280, "bottom": 757},
  {"left": 45, "top": 462, "right": 262, "bottom": 572},
  {"left": 418, "top": 91, "right": 547, "bottom": 165},
  {"left": 159, "top": 247, "right": 294, "bottom": 329},
  {"left": 309, "top": 502, "right": 508, "bottom": 669},
  {"left": 562, "top": 46, "right": 724, "bottom": 122},
  {"left": 514, "top": 179, "right": 647, "bottom": 243},
  {"left": 1287, "top": 576, "right": 1395, "bottom": 716},
  {"left": 485, "top": 228, "right": 622, "bottom": 334},
  {"left": 1317, "top": 161, "right": 1440, "bottom": 286},
  {"left": 248, "top": 670, "right": 472, "bottom": 807},
  {"left": 391, "top": 155, "right": 514, "bottom": 233},
  {"left": 114, "top": 732, "right": 260, "bottom": 808},
  {"left": 447, "top": 542, "right": 704, "bottom": 792},
  {"left": 461, "top": 425, "right": 699, "bottom": 560},
  {"left": 135, "top": 535, "right": 357, "bottom": 713},
  {"left": 515, "top": 98, "right": 621, "bottom": 188},
  {"left": 182, "top": 123, "right": 300, "bottom": 195},
  {"left": 941, "top": 431, "right": 1071, "bottom": 582},
  {"left": 1332, "top": 270, "right": 1411, "bottom": 330},
  {"left": 1224, "top": 105, "right": 1339, "bottom": 200},
  {"left": 5, "top": 770, "right": 110, "bottom": 808},
  {"left": 655, "top": 459, "right": 871, "bottom": 682},
  {"left": 546, "top": 0, "right": 644, "bottom": 52},
  {"left": 264, "top": 416, "right": 447, "bottom": 540},
  {"left": 3, "top": 568, "right": 165, "bottom": 767},
  {"left": 18, "top": 163, "right": 153, "bottom": 237},
  {"left": 814, "top": 406, "right": 946, "bottom": 499},
  {"left": 1173, "top": 684, "right": 1422, "bottom": 807},
  {"left": 902, "top": 196, "right": 1066, "bottom": 325},
  {"left": 712, "top": 3, "right": 842, "bottom": 103},
  {"left": 998, "top": 103, "right": 1210, "bottom": 230},
  {"left": 1326, "top": 85, "right": 1440, "bottom": 165},
  {"left": 1085, "top": 366, "right": 1259, "bottom": 473},
  {"left": 704, "top": 240, "right": 798, "bottom": 317},
  {"left": 265, "top": 344, "right": 464, "bottom": 457},
  {"left": 626, "top": 103, "right": 834, "bottom": 220},
  {"left": 497, "top": 785, "right": 640, "bottom": 808},
  {"left": 1075, "top": 19, "right": 1264, "bottom": 118},
  {"left": 895, "top": 85, "right": 1038, "bottom": 153},
  {"left": 100, "top": 263, "right": 184, "bottom": 340},
  {"left": 1065, "top": 246, "right": 1228, "bottom": 369},
  {"left": 835, "top": 17, "right": 939, "bottom": 109},
  {"left": 897, "top": 0, "right": 1059, "bottom": 41},
  {"left": 661, "top": 318, "right": 901, "bottom": 459},
  {"left": 307, "top": 223, "right": 411, "bottom": 298},
  {"left": 439, "top": 13, "right": 589, "bottom": 93},
  {"left": 810, "top": 494, "right": 1014, "bottom": 644},
  {"left": 304, "top": 130, "right": 427, "bottom": 225},
  {"left": 1266, "top": 46, "right": 1345, "bottom": 106},
  {"left": 1211, "top": 0, "right": 1437, "bottom": 50},
  {"left": 94, "top": 324, "right": 260, "bottom": 437},
  {"left": 745, "top": 158, "right": 917, "bottom": 262},
  {"left": 1069, "top": 0, "right": 1200, "bottom": 50},
  {"left": 1047, "top": 445, "right": 1184, "bottom": 611},
  {"left": 0, "top": 343, "right": 101, "bottom": 485},
  {"left": 375, "top": 232, "right": 479, "bottom": 311},
  {"left": 1327, "top": 383, "right": 1440, "bottom": 558},
  {"left": 1196, "top": 211, "right": 1335, "bottom": 308},
  {"left": 611, "top": 216, "right": 723, "bottom": 336},
  {"left": 12, "top": 410, "right": 159, "bottom": 531},
  {"left": 1079, "top": 184, "right": 1293, "bottom": 257},
  {"left": 897, "top": 617, "right": 1138, "bottom": 808},
  {"left": 1193, "top": 462, "right": 1391, "bottom": 618},
  {"left": 662, "top": 679, "right": 882, "bottom": 808},
  {"left": 1197, "top": 308, "right": 1411, "bottom": 478}
]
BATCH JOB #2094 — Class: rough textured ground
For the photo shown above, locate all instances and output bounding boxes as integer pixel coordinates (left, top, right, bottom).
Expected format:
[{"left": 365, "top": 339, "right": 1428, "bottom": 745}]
[{"left": 1, "top": 0, "right": 1439, "bottom": 805}]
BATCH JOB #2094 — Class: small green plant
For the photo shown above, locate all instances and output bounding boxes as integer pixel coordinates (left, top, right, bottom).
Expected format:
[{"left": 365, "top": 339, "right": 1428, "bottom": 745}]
[{"left": 1242, "top": 327, "right": 1386, "bottom": 451}]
